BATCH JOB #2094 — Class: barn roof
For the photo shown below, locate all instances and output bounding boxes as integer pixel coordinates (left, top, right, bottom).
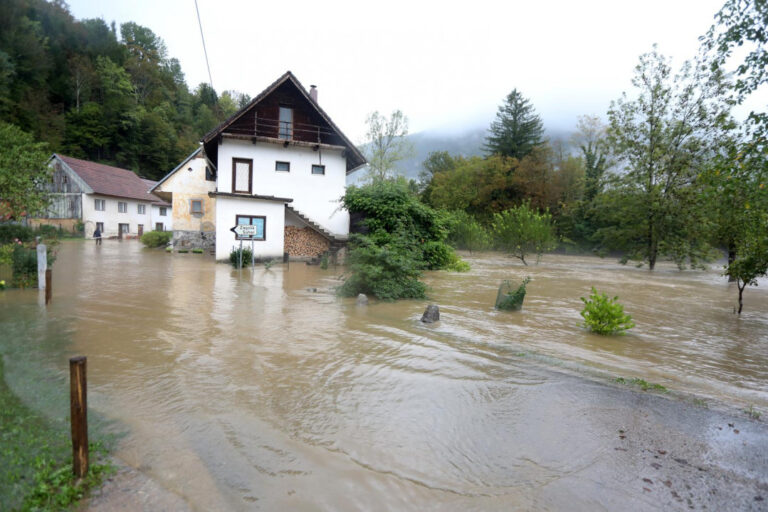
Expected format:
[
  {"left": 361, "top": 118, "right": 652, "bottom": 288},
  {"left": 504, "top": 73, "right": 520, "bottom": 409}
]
[{"left": 52, "top": 154, "right": 166, "bottom": 204}]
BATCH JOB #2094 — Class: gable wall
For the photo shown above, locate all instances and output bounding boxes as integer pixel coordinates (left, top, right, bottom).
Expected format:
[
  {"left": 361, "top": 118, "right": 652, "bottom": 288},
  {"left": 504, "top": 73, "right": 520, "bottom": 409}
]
[
  {"left": 218, "top": 138, "right": 349, "bottom": 236},
  {"left": 155, "top": 154, "right": 216, "bottom": 232}
]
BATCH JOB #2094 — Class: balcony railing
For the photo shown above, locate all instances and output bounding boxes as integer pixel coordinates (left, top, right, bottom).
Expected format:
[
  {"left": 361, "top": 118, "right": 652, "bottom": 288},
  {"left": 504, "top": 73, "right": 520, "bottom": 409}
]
[{"left": 226, "top": 117, "right": 340, "bottom": 145}]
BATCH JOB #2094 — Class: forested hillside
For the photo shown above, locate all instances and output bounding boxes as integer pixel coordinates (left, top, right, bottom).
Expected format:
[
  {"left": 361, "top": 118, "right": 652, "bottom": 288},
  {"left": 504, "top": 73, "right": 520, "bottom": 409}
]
[{"left": 0, "top": 0, "right": 247, "bottom": 179}]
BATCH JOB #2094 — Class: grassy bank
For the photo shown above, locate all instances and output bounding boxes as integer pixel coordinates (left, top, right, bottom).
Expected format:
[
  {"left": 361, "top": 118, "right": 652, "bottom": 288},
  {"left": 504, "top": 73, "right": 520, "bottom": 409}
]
[{"left": 0, "top": 358, "right": 111, "bottom": 511}]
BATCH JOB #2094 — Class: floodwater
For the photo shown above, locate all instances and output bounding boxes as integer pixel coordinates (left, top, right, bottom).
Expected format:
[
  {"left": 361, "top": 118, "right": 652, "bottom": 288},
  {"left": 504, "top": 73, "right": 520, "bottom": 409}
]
[{"left": 1, "top": 241, "right": 767, "bottom": 511}]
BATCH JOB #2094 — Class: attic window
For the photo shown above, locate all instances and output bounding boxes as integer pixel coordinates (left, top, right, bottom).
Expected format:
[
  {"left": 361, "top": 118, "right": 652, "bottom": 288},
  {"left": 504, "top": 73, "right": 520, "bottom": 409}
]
[
  {"left": 311, "top": 164, "right": 325, "bottom": 175},
  {"left": 275, "top": 161, "right": 290, "bottom": 172},
  {"left": 190, "top": 199, "right": 203, "bottom": 214},
  {"left": 279, "top": 107, "right": 293, "bottom": 140}
]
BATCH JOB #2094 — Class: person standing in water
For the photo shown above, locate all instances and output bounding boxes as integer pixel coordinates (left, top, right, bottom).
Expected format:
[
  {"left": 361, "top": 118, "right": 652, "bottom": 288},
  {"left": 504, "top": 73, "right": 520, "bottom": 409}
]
[{"left": 93, "top": 226, "right": 102, "bottom": 245}]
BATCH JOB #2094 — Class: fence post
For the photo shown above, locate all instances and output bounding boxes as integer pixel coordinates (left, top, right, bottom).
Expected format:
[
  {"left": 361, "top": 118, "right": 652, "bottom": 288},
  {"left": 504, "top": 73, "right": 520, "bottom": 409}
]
[
  {"left": 69, "top": 356, "right": 88, "bottom": 477},
  {"left": 45, "top": 269, "right": 52, "bottom": 305},
  {"left": 36, "top": 241, "right": 46, "bottom": 290}
]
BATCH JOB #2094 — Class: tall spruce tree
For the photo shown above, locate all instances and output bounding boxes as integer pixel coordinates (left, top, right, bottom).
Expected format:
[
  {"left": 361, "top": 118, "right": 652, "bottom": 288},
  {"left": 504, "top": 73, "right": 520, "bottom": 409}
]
[{"left": 484, "top": 89, "right": 545, "bottom": 160}]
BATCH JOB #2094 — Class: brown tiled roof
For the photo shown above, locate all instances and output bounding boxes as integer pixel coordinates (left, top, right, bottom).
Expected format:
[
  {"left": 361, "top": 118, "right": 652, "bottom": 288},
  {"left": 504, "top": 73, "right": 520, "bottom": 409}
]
[
  {"left": 140, "top": 178, "right": 171, "bottom": 206},
  {"left": 55, "top": 154, "right": 164, "bottom": 203}
]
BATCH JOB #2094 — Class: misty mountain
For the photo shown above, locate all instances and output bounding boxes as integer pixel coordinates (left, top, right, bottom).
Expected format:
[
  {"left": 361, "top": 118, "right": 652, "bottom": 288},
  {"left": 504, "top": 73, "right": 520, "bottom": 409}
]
[{"left": 350, "top": 125, "right": 578, "bottom": 185}]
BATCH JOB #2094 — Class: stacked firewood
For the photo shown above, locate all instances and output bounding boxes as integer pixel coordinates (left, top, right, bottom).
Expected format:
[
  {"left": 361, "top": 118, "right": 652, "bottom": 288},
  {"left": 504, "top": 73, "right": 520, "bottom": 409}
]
[{"left": 284, "top": 226, "right": 330, "bottom": 257}]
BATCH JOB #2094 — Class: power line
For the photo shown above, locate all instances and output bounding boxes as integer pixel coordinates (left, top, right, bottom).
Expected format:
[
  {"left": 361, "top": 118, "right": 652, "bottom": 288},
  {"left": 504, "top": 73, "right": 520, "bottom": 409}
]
[{"left": 194, "top": 0, "right": 214, "bottom": 92}]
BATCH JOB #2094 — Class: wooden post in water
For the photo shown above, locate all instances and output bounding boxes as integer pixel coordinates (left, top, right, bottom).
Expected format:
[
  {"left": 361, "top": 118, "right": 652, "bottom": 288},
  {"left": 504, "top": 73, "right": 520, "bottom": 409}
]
[
  {"left": 69, "top": 356, "right": 88, "bottom": 477},
  {"left": 45, "top": 269, "right": 52, "bottom": 305}
]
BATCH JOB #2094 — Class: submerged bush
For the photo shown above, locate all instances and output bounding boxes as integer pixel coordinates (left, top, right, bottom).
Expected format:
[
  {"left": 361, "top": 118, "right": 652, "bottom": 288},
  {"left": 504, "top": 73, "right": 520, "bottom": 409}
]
[
  {"left": 339, "top": 233, "right": 426, "bottom": 300},
  {"left": 495, "top": 277, "right": 531, "bottom": 311},
  {"left": 580, "top": 287, "right": 635, "bottom": 335},
  {"left": 229, "top": 246, "right": 253, "bottom": 268},
  {"left": 140, "top": 230, "right": 172, "bottom": 248}
]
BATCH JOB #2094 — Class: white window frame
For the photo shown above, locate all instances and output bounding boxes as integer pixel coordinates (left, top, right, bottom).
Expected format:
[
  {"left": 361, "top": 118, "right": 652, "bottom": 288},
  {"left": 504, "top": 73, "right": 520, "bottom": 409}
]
[
  {"left": 159, "top": 207, "right": 167, "bottom": 216},
  {"left": 94, "top": 198, "right": 105, "bottom": 211},
  {"left": 118, "top": 201, "right": 127, "bottom": 213},
  {"left": 138, "top": 204, "right": 146, "bottom": 215}
]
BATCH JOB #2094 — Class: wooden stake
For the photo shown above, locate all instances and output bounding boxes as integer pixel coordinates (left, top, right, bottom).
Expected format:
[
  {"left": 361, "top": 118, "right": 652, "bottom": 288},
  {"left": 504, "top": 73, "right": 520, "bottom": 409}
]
[
  {"left": 69, "top": 356, "right": 88, "bottom": 477},
  {"left": 45, "top": 269, "right": 51, "bottom": 305}
]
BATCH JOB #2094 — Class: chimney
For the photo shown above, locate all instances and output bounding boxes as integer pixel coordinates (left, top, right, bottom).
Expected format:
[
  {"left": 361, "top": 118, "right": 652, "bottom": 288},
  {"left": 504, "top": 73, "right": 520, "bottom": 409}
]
[{"left": 309, "top": 85, "right": 318, "bottom": 103}]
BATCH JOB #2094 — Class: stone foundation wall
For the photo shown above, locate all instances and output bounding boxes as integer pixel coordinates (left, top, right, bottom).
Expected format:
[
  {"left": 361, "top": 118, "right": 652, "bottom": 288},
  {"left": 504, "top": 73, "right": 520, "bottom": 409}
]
[
  {"left": 173, "top": 230, "right": 216, "bottom": 250},
  {"left": 284, "top": 226, "right": 330, "bottom": 258}
]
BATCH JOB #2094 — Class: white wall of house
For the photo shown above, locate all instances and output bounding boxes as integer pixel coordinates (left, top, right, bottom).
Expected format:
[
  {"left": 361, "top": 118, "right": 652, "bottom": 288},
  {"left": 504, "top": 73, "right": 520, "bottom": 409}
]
[
  {"left": 214, "top": 197, "right": 286, "bottom": 260},
  {"left": 149, "top": 204, "right": 173, "bottom": 232},
  {"left": 81, "top": 193, "right": 156, "bottom": 238},
  {"left": 217, "top": 138, "right": 349, "bottom": 236}
]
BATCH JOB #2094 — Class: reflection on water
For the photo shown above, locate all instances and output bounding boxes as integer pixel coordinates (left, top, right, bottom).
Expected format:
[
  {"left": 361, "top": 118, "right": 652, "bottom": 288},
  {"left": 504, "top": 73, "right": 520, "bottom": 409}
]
[{"left": 1, "top": 241, "right": 766, "bottom": 510}]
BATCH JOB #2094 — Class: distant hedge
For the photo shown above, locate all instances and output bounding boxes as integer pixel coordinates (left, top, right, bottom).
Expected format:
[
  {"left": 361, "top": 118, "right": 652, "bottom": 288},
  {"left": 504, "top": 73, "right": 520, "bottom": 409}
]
[{"left": 140, "top": 231, "right": 172, "bottom": 248}]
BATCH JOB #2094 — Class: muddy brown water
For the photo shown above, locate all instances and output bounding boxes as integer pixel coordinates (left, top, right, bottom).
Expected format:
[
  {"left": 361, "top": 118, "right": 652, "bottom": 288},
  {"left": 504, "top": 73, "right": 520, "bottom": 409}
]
[{"left": 1, "top": 241, "right": 766, "bottom": 510}]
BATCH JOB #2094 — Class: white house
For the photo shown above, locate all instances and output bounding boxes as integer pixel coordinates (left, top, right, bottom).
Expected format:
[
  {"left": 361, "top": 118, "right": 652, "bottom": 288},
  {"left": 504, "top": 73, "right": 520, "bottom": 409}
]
[
  {"left": 158, "top": 71, "right": 366, "bottom": 260},
  {"left": 35, "top": 154, "right": 172, "bottom": 238}
]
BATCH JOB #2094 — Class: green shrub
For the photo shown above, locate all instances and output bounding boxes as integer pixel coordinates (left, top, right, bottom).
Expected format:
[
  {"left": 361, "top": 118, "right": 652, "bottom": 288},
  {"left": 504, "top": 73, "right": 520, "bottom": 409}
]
[
  {"left": 36, "top": 224, "right": 61, "bottom": 239},
  {"left": 11, "top": 245, "right": 37, "bottom": 288},
  {"left": 339, "top": 233, "right": 426, "bottom": 300},
  {"left": 140, "top": 230, "right": 172, "bottom": 248},
  {"left": 192, "top": 248, "right": 203, "bottom": 254},
  {"left": 445, "top": 210, "right": 491, "bottom": 253},
  {"left": 496, "top": 277, "right": 531, "bottom": 311},
  {"left": 422, "top": 240, "right": 455, "bottom": 269},
  {"left": 580, "top": 287, "right": 635, "bottom": 335},
  {"left": 0, "top": 224, "right": 34, "bottom": 244},
  {"left": 229, "top": 247, "right": 253, "bottom": 268}
]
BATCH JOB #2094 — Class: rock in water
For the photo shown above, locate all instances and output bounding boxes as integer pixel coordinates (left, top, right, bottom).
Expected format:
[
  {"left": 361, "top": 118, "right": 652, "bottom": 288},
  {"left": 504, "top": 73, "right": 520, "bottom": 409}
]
[
  {"left": 421, "top": 304, "right": 440, "bottom": 323},
  {"left": 356, "top": 293, "right": 368, "bottom": 305}
]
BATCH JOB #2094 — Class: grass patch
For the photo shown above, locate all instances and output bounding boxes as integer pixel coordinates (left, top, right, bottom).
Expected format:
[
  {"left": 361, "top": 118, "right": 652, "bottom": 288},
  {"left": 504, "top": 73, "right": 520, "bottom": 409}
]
[
  {"left": 191, "top": 248, "right": 203, "bottom": 254},
  {"left": 615, "top": 376, "right": 668, "bottom": 393},
  {"left": 177, "top": 249, "right": 189, "bottom": 254},
  {"left": 744, "top": 405, "right": 762, "bottom": 420},
  {"left": 0, "top": 358, "right": 113, "bottom": 510}
]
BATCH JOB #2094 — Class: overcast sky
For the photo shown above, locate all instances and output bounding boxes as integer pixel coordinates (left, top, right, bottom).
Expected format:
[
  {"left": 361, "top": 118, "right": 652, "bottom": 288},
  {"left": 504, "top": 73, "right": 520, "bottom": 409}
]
[{"left": 65, "top": 0, "right": 756, "bottom": 143}]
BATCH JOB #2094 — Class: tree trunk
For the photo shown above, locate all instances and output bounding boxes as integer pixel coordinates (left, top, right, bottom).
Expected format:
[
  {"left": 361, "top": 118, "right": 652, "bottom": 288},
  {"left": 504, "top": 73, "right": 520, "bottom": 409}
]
[
  {"left": 727, "top": 241, "right": 736, "bottom": 282},
  {"left": 737, "top": 280, "right": 745, "bottom": 315}
]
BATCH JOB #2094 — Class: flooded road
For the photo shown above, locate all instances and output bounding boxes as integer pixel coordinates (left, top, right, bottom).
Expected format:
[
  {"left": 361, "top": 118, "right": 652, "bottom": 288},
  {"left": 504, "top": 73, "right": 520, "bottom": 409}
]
[{"left": 1, "top": 241, "right": 766, "bottom": 511}]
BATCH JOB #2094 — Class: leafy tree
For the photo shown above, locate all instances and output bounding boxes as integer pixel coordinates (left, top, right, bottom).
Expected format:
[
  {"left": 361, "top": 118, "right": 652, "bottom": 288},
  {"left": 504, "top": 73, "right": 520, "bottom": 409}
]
[
  {"left": 572, "top": 115, "right": 610, "bottom": 201},
  {"left": 363, "top": 110, "right": 413, "bottom": 182},
  {"left": 726, "top": 211, "right": 768, "bottom": 315},
  {"left": 444, "top": 210, "right": 490, "bottom": 253},
  {"left": 419, "top": 150, "right": 456, "bottom": 200},
  {"left": 605, "top": 47, "right": 735, "bottom": 269},
  {"left": 428, "top": 155, "right": 514, "bottom": 218},
  {"left": 0, "top": 122, "right": 50, "bottom": 219},
  {"left": 484, "top": 89, "right": 545, "bottom": 159},
  {"left": 491, "top": 201, "right": 557, "bottom": 265}
]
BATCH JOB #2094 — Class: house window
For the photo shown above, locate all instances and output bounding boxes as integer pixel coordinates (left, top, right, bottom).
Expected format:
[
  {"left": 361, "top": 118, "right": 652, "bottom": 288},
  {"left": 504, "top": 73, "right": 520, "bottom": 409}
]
[
  {"left": 96, "top": 222, "right": 104, "bottom": 233},
  {"left": 95, "top": 199, "right": 105, "bottom": 211},
  {"left": 311, "top": 164, "right": 325, "bottom": 175},
  {"left": 159, "top": 207, "right": 167, "bottom": 216},
  {"left": 190, "top": 199, "right": 203, "bottom": 214},
  {"left": 138, "top": 204, "right": 146, "bottom": 215},
  {"left": 235, "top": 215, "right": 266, "bottom": 241},
  {"left": 279, "top": 106, "right": 293, "bottom": 140},
  {"left": 119, "top": 223, "right": 129, "bottom": 234},
  {"left": 118, "top": 201, "right": 127, "bottom": 213},
  {"left": 275, "top": 161, "right": 290, "bottom": 172},
  {"left": 155, "top": 223, "right": 164, "bottom": 231},
  {"left": 232, "top": 158, "right": 252, "bottom": 194}
]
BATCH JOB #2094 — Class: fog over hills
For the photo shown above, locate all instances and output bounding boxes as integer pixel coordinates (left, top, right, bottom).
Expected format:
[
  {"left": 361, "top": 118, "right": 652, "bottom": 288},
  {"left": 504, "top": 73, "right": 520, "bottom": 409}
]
[{"left": 351, "top": 125, "right": 578, "bottom": 184}]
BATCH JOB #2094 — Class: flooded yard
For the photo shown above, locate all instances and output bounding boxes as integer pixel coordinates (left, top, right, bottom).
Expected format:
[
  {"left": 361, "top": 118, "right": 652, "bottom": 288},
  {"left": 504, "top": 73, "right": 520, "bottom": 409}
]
[{"left": 1, "top": 240, "right": 766, "bottom": 510}]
